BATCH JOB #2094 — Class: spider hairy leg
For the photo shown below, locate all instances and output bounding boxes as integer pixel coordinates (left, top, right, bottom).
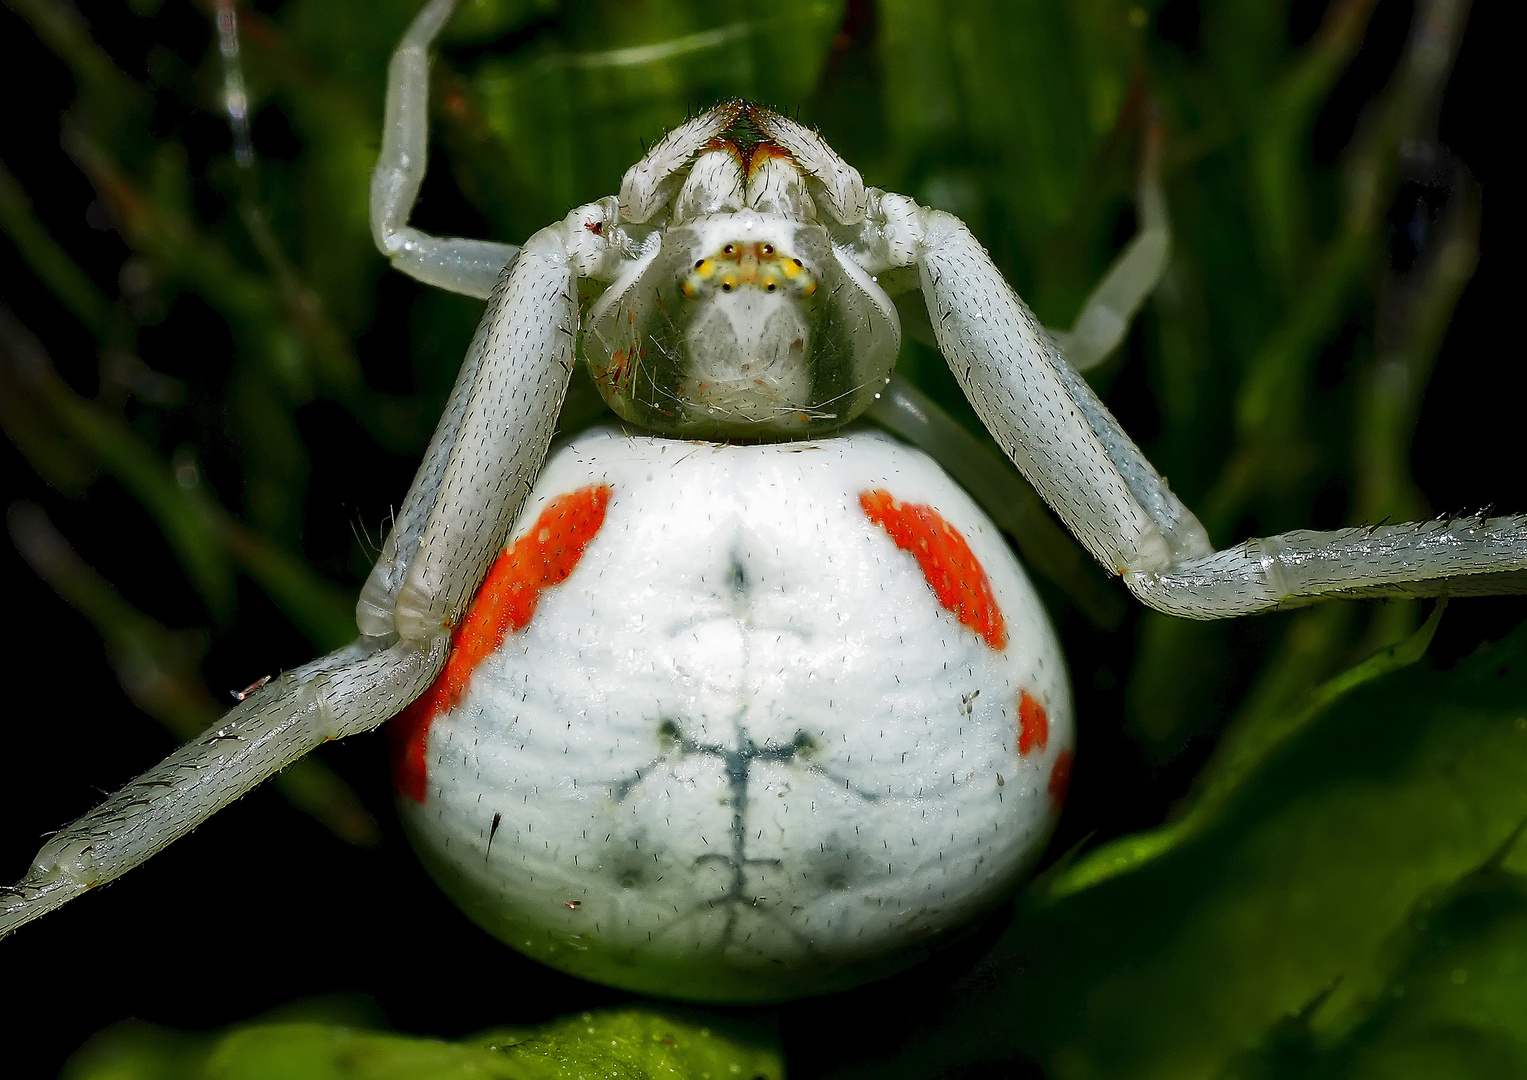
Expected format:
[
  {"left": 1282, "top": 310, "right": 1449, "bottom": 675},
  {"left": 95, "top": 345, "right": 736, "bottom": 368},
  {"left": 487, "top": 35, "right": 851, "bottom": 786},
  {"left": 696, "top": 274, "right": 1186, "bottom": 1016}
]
[
  {"left": 371, "top": 0, "right": 516, "bottom": 299},
  {"left": 2, "top": 0, "right": 623, "bottom": 933},
  {"left": 0, "top": 636, "right": 444, "bottom": 940},
  {"left": 867, "top": 377, "right": 1127, "bottom": 629},
  {"left": 1128, "top": 517, "right": 1527, "bottom": 617},
  {"left": 853, "top": 191, "right": 1527, "bottom": 616},
  {"left": 0, "top": 203, "right": 604, "bottom": 937},
  {"left": 865, "top": 148, "right": 1173, "bottom": 627},
  {"left": 618, "top": 106, "right": 738, "bottom": 224},
  {"left": 750, "top": 109, "right": 868, "bottom": 225},
  {"left": 356, "top": 218, "right": 589, "bottom": 643},
  {"left": 907, "top": 204, "right": 1203, "bottom": 574},
  {"left": 358, "top": 0, "right": 628, "bottom": 642}
]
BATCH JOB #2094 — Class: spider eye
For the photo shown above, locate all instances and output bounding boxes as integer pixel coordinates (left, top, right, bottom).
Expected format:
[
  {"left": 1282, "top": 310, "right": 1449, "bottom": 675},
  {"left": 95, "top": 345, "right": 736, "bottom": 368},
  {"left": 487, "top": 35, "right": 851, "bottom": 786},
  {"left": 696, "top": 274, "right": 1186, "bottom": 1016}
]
[
  {"left": 723, "top": 244, "right": 736, "bottom": 255},
  {"left": 763, "top": 244, "right": 775, "bottom": 255},
  {"left": 792, "top": 258, "right": 803, "bottom": 267},
  {"left": 694, "top": 260, "right": 704, "bottom": 270},
  {"left": 765, "top": 281, "right": 777, "bottom": 292}
]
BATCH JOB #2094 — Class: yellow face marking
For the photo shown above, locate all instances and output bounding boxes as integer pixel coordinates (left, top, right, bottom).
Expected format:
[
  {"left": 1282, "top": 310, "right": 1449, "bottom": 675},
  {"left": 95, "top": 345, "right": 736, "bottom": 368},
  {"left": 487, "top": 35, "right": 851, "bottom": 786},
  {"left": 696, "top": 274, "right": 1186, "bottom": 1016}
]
[{"left": 683, "top": 243, "right": 816, "bottom": 299}]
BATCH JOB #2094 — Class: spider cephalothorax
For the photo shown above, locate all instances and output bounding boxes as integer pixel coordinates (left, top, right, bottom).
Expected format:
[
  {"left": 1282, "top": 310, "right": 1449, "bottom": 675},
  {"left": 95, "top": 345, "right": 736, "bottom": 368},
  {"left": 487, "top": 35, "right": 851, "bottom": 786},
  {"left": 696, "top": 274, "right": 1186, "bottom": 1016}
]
[{"left": 583, "top": 101, "right": 900, "bottom": 438}]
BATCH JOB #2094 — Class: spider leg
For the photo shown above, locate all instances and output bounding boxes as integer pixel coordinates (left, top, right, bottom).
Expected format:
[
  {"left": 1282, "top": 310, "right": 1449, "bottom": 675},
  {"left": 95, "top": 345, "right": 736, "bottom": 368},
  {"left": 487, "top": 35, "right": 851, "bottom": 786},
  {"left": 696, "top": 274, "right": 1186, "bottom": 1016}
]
[
  {"left": 0, "top": 635, "right": 443, "bottom": 939},
  {"left": 893, "top": 198, "right": 1210, "bottom": 574},
  {"left": 2, "top": 214, "right": 593, "bottom": 934},
  {"left": 2, "top": 105, "right": 610, "bottom": 937},
  {"left": 750, "top": 110, "right": 868, "bottom": 225},
  {"left": 871, "top": 167, "right": 1166, "bottom": 371},
  {"left": 871, "top": 193, "right": 1527, "bottom": 617},
  {"left": 866, "top": 377, "right": 1127, "bottom": 628},
  {"left": 371, "top": 0, "right": 517, "bottom": 298},
  {"left": 358, "top": 212, "right": 592, "bottom": 641},
  {"left": 1127, "top": 518, "right": 1527, "bottom": 617},
  {"left": 1049, "top": 169, "right": 1170, "bottom": 373},
  {"left": 619, "top": 105, "right": 740, "bottom": 224}
]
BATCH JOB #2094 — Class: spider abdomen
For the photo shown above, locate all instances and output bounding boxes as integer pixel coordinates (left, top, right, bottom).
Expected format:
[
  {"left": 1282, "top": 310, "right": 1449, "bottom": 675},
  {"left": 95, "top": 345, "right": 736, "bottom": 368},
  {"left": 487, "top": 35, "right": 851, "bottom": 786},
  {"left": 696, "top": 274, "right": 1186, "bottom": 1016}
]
[{"left": 392, "top": 425, "right": 1073, "bottom": 1002}]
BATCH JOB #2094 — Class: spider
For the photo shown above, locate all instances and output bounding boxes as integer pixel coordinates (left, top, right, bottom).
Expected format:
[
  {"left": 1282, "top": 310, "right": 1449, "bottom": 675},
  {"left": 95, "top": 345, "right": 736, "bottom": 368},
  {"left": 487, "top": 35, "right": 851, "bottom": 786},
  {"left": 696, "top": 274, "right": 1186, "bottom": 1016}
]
[{"left": 2, "top": 0, "right": 1523, "bottom": 1004}]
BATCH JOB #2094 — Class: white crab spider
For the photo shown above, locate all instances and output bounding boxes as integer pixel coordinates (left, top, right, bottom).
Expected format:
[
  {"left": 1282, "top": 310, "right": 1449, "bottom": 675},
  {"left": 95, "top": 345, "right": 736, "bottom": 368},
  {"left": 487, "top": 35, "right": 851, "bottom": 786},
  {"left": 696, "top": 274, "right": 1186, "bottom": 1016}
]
[{"left": 3, "top": 0, "right": 1524, "bottom": 1003}]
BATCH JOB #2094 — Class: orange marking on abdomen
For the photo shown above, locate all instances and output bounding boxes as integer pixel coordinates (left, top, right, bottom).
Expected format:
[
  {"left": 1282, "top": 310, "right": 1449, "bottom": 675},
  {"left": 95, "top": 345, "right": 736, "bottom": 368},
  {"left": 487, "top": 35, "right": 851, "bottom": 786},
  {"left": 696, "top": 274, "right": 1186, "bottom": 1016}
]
[
  {"left": 389, "top": 485, "right": 612, "bottom": 802},
  {"left": 859, "top": 489, "right": 1006, "bottom": 650},
  {"left": 1048, "top": 750, "right": 1074, "bottom": 811},
  {"left": 1018, "top": 689, "right": 1049, "bottom": 755}
]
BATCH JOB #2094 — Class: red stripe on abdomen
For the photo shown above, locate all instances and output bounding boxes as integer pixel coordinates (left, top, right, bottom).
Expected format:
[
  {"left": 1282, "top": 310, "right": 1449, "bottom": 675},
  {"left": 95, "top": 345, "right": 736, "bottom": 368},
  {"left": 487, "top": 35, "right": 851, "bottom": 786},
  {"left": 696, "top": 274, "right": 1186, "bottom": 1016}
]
[
  {"left": 860, "top": 489, "right": 1006, "bottom": 650},
  {"left": 389, "top": 485, "right": 612, "bottom": 802},
  {"left": 1018, "top": 689, "right": 1049, "bottom": 755}
]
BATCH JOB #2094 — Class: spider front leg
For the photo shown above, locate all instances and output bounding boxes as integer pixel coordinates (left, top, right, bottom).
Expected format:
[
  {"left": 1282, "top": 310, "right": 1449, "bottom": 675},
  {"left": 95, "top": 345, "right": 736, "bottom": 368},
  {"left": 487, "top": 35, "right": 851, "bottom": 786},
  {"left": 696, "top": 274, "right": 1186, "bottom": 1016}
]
[
  {"left": 362, "top": 0, "right": 628, "bottom": 640},
  {"left": 0, "top": 145, "right": 616, "bottom": 941},
  {"left": 0, "top": 639, "right": 440, "bottom": 938},
  {"left": 865, "top": 149, "right": 1170, "bottom": 626},
  {"left": 355, "top": 216, "right": 594, "bottom": 641},
  {"left": 866, "top": 193, "right": 1527, "bottom": 616},
  {"left": 1048, "top": 168, "right": 1170, "bottom": 374},
  {"left": 371, "top": 0, "right": 516, "bottom": 299}
]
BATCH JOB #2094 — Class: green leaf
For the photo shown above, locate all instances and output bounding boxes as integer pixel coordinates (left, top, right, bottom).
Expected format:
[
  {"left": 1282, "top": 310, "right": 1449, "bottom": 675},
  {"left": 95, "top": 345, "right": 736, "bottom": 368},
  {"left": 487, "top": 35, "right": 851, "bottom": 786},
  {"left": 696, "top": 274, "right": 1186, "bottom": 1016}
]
[
  {"left": 64, "top": 1007, "right": 782, "bottom": 1080},
  {"left": 1220, "top": 832, "right": 1527, "bottom": 1079},
  {"left": 1051, "top": 600, "right": 1448, "bottom": 897}
]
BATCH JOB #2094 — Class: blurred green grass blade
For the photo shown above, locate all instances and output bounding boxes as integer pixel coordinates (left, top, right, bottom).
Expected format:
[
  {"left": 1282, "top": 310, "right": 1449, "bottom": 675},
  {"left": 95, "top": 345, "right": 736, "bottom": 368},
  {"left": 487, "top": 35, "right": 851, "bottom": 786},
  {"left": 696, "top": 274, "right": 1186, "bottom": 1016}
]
[
  {"left": 1246, "top": 0, "right": 1379, "bottom": 293},
  {"left": 1202, "top": 234, "right": 1370, "bottom": 533},
  {"left": 6, "top": 501, "right": 379, "bottom": 847},
  {"left": 64, "top": 127, "right": 432, "bottom": 456},
  {"left": 0, "top": 161, "right": 114, "bottom": 337},
  {"left": 264, "top": 756, "right": 383, "bottom": 849},
  {"left": 1126, "top": 0, "right": 1481, "bottom": 759},
  {"left": 3, "top": 0, "right": 150, "bottom": 140},
  {"left": 878, "top": 0, "right": 1135, "bottom": 230},
  {"left": 0, "top": 308, "right": 238, "bottom": 623},
  {"left": 460, "top": 1, "right": 844, "bottom": 229},
  {"left": 832, "top": 612, "right": 1527, "bottom": 1079},
  {"left": 0, "top": 312, "right": 97, "bottom": 496},
  {"left": 212, "top": 1, "right": 394, "bottom": 330},
  {"left": 1195, "top": 162, "right": 1483, "bottom": 767},
  {"left": 0, "top": 310, "right": 356, "bottom": 647},
  {"left": 63, "top": 1007, "right": 783, "bottom": 1080},
  {"left": 1206, "top": 0, "right": 1472, "bottom": 535},
  {"left": 1353, "top": 165, "right": 1481, "bottom": 525},
  {"left": 876, "top": 0, "right": 1143, "bottom": 322},
  {"left": 442, "top": 0, "right": 561, "bottom": 46}
]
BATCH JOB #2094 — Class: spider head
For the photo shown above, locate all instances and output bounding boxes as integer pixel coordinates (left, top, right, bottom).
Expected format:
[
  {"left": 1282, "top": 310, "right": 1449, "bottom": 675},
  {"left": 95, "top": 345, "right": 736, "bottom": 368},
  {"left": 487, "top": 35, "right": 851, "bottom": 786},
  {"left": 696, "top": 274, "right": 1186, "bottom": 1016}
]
[{"left": 583, "top": 103, "right": 900, "bottom": 439}]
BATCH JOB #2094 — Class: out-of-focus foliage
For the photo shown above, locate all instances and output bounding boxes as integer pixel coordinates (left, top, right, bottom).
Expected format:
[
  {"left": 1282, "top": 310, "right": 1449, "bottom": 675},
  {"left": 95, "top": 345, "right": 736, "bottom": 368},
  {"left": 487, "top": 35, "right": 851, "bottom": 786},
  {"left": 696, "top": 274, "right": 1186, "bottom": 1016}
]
[
  {"left": 65, "top": 1004, "right": 783, "bottom": 1080},
  {"left": 0, "top": 0, "right": 1519, "bottom": 1076}
]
